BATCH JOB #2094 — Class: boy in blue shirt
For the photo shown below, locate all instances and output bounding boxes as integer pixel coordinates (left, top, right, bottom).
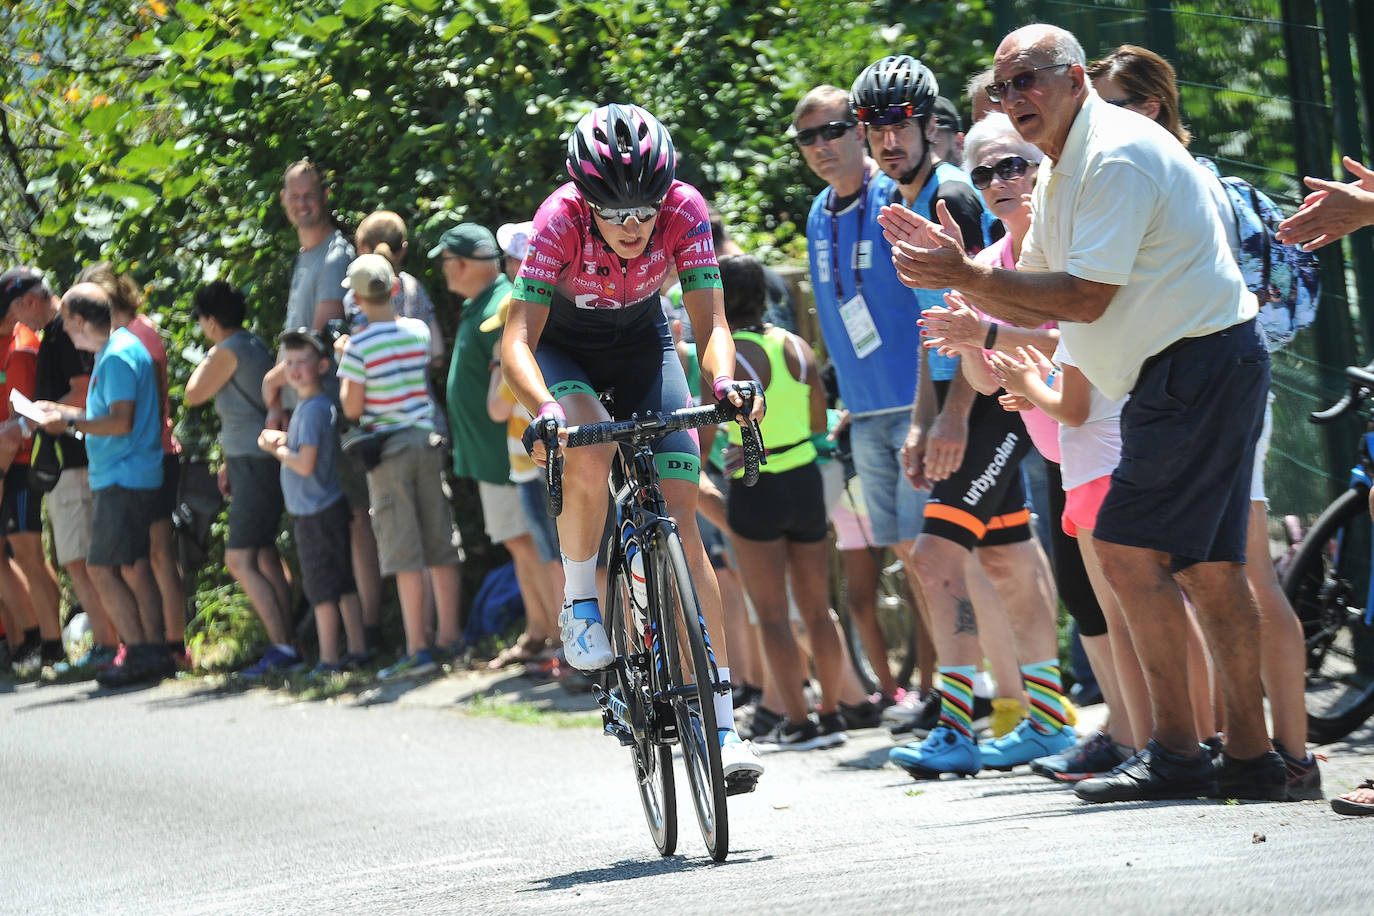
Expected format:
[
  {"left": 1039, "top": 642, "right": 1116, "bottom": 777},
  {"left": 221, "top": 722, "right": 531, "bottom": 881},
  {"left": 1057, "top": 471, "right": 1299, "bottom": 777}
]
[{"left": 258, "top": 329, "right": 365, "bottom": 674}]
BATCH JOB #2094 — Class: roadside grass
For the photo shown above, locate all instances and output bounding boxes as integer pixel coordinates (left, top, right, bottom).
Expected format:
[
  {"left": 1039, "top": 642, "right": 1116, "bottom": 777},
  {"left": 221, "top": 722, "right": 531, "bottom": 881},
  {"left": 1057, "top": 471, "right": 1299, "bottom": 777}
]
[{"left": 463, "top": 693, "right": 603, "bottom": 729}]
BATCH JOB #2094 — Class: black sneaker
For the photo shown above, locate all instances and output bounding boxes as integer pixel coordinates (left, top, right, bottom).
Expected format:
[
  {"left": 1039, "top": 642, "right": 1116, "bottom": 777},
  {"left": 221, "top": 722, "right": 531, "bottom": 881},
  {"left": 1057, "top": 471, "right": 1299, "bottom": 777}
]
[
  {"left": 766, "top": 715, "right": 845, "bottom": 752},
  {"left": 1274, "top": 741, "right": 1323, "bottom": 801},
  {"left": 838, "top": 698, "right": 883, "bottom": 731},
  {"left": 745, "top": 705, "right": 783, "bottom": 742},
  {"left": 732, "top": 682, "right": 762, "bottom": 709},
  {"left": 888, "top": 690, "right": 942, "bottom": 738},
  {"left": 818, "top": 710, "right": 849, "bottom": 742},
  {"left": 1213, "top": 750, "right": 1289, "bottom": 801},
  {"left": 95, "top": 644, "right": 170, "bottom": 689},
  {"left": 1075, "top": 739, "right": 1218, "bottom": 803}
]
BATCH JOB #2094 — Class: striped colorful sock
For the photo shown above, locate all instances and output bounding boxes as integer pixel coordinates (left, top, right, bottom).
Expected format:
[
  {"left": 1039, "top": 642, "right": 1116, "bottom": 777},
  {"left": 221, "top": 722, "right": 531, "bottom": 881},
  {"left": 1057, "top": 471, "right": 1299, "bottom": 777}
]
[
  {"left": 937, "top": 665, "right": 977, "bottom": 738},
  {"left": 1022, "top": 659, "right": 1070, "bottom": 732}
]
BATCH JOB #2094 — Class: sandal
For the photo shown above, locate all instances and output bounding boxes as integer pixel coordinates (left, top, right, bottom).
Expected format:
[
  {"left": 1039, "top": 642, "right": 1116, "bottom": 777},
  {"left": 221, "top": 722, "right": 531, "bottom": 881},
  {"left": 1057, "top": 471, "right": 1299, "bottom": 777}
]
[
  {"left": 487, "top": 637, "right": 554, "bottom": 670},
  {"left": 1331, "top": 779, "right": 1374, "bottom": 816}
]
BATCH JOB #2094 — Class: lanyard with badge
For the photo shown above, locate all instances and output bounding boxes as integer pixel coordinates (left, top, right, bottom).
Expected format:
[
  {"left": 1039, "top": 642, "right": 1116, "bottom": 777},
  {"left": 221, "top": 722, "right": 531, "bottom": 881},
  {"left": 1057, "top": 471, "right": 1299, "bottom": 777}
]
[{"left": 829, "top": 167, "right": 882, "bottom": 358}]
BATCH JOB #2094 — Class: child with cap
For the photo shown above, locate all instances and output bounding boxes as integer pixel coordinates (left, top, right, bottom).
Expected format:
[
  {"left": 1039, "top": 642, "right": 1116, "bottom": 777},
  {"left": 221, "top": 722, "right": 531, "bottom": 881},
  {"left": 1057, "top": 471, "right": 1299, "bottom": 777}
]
[
  {"left": 258, "top": 329, "right": 366, "bottom": 675},
  {"left": 336, "top": 254, "right": 462, "bottom": 679}
]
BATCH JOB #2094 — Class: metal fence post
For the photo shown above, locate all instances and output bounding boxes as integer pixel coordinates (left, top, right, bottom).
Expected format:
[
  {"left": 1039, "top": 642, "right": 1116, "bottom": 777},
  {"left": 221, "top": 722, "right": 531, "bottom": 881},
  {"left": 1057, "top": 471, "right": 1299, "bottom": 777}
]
[{"left": 1284, "top": 0, "right": 1361, "bottom": 497}]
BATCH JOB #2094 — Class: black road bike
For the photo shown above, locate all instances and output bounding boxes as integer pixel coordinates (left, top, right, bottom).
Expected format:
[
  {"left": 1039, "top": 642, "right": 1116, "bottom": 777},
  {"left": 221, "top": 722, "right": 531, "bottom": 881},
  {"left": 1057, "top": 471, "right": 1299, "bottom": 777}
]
[
  {"left": 528, "top": 392, "right": 763, "bottom": 862},
  {"left": 1282, "top": 362, "right": 1374, "bottom": 743}
]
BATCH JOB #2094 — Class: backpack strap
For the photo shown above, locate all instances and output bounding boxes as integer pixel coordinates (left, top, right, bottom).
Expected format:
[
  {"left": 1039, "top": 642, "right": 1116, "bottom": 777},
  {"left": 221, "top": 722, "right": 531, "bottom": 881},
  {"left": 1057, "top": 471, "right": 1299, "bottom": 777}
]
[{"left": 1247, "top": 184, "right": 1273, "bottom": 296}]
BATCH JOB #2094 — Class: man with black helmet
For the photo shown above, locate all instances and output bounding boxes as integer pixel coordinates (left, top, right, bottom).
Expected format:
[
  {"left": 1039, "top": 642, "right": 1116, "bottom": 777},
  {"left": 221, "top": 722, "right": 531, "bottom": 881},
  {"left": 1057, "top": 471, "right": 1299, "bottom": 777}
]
[
  {"left": 849, "top": 55, "right": 1073, "bottom": 778},
  {"left": 500, "top": 103, "right": 765, "bottom": 790}
]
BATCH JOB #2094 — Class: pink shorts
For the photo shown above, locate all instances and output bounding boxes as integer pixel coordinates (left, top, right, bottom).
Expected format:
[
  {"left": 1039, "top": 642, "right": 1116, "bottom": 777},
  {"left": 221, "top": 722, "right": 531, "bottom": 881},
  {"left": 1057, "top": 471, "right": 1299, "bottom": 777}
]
[
  {"left": 831, "top": 493, "right": 876, "bottom": 551},
  {"left": 1062, "top": 474, "right": 1112, "bottom": 538}
]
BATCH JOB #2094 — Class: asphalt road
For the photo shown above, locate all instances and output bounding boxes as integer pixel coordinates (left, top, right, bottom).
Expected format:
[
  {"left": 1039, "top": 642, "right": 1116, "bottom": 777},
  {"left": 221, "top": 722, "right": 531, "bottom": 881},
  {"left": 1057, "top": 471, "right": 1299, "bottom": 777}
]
[{"left": 1, "top": 674, "right": 1370, "bottom": 915}]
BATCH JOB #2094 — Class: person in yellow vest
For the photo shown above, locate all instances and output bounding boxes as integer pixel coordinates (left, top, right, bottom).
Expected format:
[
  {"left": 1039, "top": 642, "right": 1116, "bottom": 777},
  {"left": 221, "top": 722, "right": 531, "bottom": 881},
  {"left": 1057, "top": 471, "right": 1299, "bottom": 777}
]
[{"left": 719, "top": 254, "right": 878, "bottom": 750}]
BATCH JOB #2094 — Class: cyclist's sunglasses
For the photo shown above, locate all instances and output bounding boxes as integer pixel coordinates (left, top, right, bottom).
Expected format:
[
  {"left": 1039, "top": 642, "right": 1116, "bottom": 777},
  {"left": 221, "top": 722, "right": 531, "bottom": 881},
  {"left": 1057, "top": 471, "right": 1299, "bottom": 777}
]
[
  {"left": 985, "top": 63, "right": 1071, "bottom": 103},
  {"left": 794, "top": 121, "right": 857, "bottom": 146},
  {"left": 854, "top": 103, "right": 917, "bottom": 126},
  {"left": 970, "top": 155, "right": 1033, "bottom": 190},
  {"left": 593, "top": 203, "right": 662, "bottom": 225}
]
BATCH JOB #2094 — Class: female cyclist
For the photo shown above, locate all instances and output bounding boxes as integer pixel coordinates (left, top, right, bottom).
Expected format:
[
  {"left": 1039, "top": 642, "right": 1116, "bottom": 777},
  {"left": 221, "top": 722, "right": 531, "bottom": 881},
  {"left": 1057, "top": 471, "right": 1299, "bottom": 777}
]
[{"left": 500, "top": 103, "right": 765, "bottom": 785}]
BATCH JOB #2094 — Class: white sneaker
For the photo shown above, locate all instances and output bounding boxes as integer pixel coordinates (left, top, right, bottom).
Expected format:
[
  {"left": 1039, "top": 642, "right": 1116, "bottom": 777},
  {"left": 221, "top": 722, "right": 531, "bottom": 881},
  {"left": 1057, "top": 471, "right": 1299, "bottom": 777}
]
[
  {"left": 719, "top": 729, "right": 764, "bottom": 795},
  {"left": 558, "top": 599, "right": 614, "bottom": 671}
]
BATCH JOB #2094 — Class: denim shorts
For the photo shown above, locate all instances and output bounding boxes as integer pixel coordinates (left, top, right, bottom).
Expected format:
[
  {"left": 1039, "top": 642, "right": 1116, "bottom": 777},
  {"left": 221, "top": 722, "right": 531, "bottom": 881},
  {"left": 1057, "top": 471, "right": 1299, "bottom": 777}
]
[
  {"left": 848, "top": 408, "right": 928, "bottom": 547},
  {"left": 1095, "top": 319, "right": 1269, "bottom": 571},
  {"left": 517, "top": 477, "right": 561, "bottom": 564}
]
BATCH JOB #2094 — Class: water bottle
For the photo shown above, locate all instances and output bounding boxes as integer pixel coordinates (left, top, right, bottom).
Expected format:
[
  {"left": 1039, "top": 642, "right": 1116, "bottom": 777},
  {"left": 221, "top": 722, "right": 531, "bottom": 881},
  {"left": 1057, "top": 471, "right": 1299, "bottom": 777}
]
[{"left": 626, "top": 541, "right": 649, "bottom": 608}]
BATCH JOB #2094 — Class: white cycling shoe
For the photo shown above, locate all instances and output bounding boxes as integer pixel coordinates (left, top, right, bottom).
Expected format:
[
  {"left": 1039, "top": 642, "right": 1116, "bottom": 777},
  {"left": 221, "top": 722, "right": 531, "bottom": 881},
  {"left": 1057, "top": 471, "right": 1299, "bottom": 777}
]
[
  {"left": 558, "top": 598, "right": 615, "bottom": 671},
  {"left": 720, "top": 729, "right": 765, "bottom": 795}
]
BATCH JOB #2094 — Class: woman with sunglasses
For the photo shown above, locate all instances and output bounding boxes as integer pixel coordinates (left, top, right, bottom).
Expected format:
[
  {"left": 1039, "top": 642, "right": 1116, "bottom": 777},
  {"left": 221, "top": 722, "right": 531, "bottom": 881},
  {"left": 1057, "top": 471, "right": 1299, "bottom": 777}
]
[
  {"left": 1086, "top": 45, "right": 1321, "bottom": 802},
  {"left": 500, "top": 103, "right": 765, "bottom": 788}
]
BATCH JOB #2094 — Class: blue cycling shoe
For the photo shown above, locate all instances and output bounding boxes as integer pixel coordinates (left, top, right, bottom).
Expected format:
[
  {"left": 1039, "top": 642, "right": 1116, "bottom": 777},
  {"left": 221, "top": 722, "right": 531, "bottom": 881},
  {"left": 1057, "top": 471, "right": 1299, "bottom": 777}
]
[
  {"left": 980, "top": 718, "right": 1077, "bottom": 771},
  {"left": 890, "top": 725, "right": 981, "bottom": 778}
]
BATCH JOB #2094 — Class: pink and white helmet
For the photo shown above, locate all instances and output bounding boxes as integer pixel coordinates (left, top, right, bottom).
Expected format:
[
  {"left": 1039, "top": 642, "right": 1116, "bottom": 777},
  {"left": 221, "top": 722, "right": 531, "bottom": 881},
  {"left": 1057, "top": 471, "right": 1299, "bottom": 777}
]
[{"left": 566, "top": 104, "right": 677, "bottom": 209}]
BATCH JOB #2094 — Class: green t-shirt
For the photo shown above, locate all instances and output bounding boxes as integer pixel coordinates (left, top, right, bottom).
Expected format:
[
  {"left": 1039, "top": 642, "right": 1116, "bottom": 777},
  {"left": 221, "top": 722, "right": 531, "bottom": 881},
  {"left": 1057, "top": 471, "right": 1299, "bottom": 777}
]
[{"left": 446, "top": 275, "right": 513, "bottom": 484}]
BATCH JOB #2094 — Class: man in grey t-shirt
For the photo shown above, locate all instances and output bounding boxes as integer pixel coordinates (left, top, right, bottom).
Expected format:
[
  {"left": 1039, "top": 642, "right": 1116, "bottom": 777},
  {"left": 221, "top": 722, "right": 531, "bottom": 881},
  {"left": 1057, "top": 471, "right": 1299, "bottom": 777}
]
[{"left": 264, "top": 159, "right": 382, "bottom": 652}]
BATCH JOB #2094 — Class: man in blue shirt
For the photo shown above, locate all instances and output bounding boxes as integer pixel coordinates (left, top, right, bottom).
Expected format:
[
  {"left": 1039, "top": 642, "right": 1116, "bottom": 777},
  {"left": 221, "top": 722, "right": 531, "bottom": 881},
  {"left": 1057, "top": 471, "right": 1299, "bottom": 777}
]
[{"left": 36, "top": 282, "right": 166, "bottom": 688}]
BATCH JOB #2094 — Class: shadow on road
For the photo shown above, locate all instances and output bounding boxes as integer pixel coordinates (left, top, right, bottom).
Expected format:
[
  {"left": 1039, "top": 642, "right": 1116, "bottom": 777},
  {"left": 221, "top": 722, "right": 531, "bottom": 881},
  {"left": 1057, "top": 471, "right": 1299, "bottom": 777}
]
[{"left": 524, "top": 850, "right": 774, "bottom": 891}]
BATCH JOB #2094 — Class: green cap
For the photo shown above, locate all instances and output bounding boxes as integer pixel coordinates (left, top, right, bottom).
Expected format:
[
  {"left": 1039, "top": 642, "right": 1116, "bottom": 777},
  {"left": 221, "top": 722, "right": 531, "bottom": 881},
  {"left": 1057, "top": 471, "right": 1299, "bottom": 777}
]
[{"left": 427, "top": 223, "right": 501, "bottom": 260}]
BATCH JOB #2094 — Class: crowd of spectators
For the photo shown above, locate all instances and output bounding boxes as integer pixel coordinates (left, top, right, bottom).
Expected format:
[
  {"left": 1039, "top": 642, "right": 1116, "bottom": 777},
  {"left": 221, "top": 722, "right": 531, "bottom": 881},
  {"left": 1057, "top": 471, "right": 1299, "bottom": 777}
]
[{"left": 0, "top": 20, "right": 1361, "bottom": 814}]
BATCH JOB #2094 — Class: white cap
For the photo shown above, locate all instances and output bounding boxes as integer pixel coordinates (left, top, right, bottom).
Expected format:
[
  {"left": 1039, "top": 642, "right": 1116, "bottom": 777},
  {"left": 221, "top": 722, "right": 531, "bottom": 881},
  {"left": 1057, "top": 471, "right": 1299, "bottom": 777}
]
[{"left": 496, "top": 221, "right": 535, "bottom": 261}]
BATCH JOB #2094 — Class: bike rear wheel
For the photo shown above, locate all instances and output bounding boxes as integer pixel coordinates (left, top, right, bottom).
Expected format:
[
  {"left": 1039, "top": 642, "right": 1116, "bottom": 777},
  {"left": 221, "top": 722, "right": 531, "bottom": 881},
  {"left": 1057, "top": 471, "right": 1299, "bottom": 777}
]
[
  {"left": 1282, "top": 485, "right": 1374, "bottom": 744},
  {"left": 653, "top": 529, "right": 728, "bottom": 862},
  {"left": 606, "top": 553, "right": 676, "bottom": 856}
]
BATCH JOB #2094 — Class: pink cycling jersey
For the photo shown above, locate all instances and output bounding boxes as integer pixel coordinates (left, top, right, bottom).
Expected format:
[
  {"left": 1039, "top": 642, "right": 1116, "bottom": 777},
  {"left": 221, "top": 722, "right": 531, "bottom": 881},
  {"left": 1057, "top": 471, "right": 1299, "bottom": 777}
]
[{"left": 514, "top": 180, "right": 722, "bottom": 315}]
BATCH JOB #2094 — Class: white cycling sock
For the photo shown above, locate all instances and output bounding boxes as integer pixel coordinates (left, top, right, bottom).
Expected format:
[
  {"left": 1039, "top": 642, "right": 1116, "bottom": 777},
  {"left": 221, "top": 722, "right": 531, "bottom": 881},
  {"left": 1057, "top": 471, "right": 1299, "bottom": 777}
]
[
  {"left": 715, "top": 665, "right": 737, "bottom": 733},
  {"left": 973, "top": 670, "right": 995, "bottom": 699},
  {"left": 562, "top": 554, "right": 598, "bottom": 604}
]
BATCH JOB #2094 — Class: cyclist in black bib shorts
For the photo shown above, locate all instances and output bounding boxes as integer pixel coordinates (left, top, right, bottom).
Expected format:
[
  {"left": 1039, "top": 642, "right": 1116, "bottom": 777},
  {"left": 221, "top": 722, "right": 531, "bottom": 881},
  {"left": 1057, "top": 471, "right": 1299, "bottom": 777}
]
[{"left": 499, "top": 104, "right": 766, "bottom": 785}]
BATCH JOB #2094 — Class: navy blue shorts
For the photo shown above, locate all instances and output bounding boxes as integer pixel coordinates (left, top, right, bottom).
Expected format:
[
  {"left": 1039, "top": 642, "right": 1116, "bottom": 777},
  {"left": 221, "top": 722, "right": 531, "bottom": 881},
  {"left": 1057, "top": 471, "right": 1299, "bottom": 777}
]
[{"left": 1095, "top": 319, "right": 1268, "bottom": 571}]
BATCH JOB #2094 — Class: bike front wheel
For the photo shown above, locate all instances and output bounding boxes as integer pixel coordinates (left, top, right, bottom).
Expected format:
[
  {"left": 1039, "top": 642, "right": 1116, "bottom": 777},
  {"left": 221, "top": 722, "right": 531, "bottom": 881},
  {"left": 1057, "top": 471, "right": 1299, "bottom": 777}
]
[
  {"left": 606, "top": 547, "right": 676, "bottom": 857},
  {"left": 1282, "top": 485, "right": 1374, "bottom": 744},
  {"left": 653, "top": 529, "right": 728, "bottom": 862}
]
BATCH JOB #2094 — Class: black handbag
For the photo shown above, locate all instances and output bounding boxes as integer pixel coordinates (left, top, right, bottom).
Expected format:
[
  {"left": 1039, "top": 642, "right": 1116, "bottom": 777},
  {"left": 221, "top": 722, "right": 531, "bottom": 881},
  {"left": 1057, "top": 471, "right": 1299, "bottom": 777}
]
[{"left": 340, "top": 426, "right": 397, "bottom": 471}]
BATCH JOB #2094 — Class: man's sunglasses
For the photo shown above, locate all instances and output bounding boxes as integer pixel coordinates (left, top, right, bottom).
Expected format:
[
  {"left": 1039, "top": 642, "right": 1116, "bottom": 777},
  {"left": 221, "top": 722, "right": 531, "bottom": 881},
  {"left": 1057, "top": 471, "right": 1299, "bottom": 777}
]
[
  {"left": 593, "top": 203, "right": 661, "bottom": 225},
  {"left": 969, "top": 155, "right": 1033, "bottom": 190},
  {"left": 985, "top": 63, "right": 1071, "bottom": 103},
  {"left": 794, "top": 121, "right": 857, "bottom": 146},
  {"left": 854, "top": 103, "right": 917, "bottom": 126}
]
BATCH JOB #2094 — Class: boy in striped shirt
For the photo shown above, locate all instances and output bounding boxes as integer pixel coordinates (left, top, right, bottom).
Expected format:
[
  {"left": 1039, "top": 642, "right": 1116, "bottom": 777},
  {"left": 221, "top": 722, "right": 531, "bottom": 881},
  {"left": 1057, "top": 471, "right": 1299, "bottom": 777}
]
[{"left": 338, "top": 254, "right": 462, "bottom": 679}]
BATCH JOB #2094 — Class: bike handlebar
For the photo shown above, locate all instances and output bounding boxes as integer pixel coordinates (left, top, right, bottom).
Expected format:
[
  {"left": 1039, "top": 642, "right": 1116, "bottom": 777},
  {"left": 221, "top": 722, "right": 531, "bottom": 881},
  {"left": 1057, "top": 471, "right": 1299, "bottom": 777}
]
[
  {"left": 522, "top": 391, "right": 765, "bottom": 518},
  {"left": 1310, "top": 363, "right": 1374, "bottom": 424}
]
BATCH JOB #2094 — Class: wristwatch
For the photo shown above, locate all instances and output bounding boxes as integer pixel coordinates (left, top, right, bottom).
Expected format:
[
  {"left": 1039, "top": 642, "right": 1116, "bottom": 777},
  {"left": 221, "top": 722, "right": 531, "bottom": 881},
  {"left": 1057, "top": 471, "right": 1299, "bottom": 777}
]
[{"left": 66, "top": 418, "right": 78, "bottom": 436}]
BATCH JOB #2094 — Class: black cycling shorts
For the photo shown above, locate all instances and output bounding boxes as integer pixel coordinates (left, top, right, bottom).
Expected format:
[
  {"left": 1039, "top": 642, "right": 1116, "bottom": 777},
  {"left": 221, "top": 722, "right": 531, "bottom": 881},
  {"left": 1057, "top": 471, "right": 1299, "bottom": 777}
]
[
  {"left": 924, "top": 391, "right": 1031, "bottom": 550},
  {"left": 536, "top": 295, "right": 700, "bottom": 483}
]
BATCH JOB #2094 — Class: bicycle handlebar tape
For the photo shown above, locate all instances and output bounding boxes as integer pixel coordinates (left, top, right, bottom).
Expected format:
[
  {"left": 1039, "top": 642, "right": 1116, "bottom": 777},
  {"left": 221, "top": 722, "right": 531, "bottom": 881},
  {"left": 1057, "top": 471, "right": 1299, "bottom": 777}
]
[{"left": 740, "top": 418, "right": 762, "bottom": 487}]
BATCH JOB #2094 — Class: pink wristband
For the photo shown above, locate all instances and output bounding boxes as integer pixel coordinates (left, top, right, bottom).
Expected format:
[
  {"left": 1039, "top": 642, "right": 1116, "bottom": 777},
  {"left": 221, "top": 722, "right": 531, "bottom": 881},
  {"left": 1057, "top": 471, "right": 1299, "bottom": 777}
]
[
  {"left": 538, "top": 401, "right": 566, "bottom": 423},
  {"left": 713, "top": 376, "right": 734, "bottom": 400}
]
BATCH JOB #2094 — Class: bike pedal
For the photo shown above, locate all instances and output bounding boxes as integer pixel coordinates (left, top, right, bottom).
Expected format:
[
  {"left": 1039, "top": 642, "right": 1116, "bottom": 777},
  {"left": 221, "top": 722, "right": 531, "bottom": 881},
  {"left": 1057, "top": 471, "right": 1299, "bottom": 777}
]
[
  {"left": 725, "top": 772, "right": 760, "bottom": 797},
  {"left": 604, "top": 722, "right": 636, "bottom": 746}
]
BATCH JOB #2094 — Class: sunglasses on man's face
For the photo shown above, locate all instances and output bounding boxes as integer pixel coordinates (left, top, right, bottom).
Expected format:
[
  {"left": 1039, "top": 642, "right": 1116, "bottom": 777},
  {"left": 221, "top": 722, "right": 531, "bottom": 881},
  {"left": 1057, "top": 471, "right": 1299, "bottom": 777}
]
[
  {"left": 794, "top": 121, "right": 857, "bottom": 147},
  {"left": 593, "top": 203, "right": 661, "bottom": 226},
  {"left": 985, "top": 63, "right": 1071, "bottom": 103},
  {"left": 969, "top": 155, "right": 1033, "bottom": 190}
]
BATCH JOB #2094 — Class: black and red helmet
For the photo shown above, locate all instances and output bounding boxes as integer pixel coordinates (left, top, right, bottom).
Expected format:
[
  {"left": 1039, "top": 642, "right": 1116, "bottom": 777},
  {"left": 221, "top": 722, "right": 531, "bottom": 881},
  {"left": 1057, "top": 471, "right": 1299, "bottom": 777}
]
[
  {"left": 566, "top": 104, "right": 677, "bottom": 209},
  {"left": 850, "top": 55, "right": 939, "bottom": 125}
]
